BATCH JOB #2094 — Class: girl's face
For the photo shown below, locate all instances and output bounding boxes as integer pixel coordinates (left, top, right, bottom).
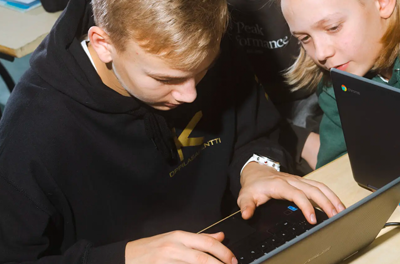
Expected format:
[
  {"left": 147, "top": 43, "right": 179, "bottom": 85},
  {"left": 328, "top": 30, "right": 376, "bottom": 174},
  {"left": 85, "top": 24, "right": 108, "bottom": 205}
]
[{"left": 281, "top": 0, "right": 392, "bottom": 77}]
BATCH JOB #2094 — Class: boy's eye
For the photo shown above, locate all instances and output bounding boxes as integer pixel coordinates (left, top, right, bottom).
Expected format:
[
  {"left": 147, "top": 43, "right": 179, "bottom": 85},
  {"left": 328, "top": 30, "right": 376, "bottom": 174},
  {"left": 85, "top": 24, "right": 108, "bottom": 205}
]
[
  {"left": 157, "top": 79, "right": 173, "bottom": 84},
  {"left": 153, "top": 78, "right": 176, "bottom": 84},
  {"left": 155, "top": 78, "right": 185, "bottom": 85}
]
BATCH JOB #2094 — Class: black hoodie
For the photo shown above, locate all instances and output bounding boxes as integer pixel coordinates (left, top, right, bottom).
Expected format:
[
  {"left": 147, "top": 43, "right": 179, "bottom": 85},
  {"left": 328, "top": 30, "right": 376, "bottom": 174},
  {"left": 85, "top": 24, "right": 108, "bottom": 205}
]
[{"left": 0, "top": 0, "right": 292, "bottom": 263}]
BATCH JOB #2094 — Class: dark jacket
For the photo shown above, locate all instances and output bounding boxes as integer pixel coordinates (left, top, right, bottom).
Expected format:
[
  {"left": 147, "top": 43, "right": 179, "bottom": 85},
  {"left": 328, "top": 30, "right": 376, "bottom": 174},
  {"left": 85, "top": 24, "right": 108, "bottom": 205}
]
[
  {"left": 227, "top": 0, "right": 307, "bottom": 103},
  {"left": 0, "top": 0, "right": 292, "bottom": 263},
  {"left": 226, "top": 1, "right": 321, "bottom": 175},
  {"left": 317, "top": 57, "right": 400, "bottom": 168},
  {"left": 40, "top": 0, "right": 68, "bottom": 12}
]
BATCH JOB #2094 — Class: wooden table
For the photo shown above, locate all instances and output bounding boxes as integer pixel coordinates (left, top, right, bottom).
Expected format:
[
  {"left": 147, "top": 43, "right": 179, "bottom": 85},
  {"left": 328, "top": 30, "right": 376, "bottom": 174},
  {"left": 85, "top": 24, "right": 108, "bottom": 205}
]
[
  {"left": 305, "top": 154, "right": 400, "bottom": 263},
  {"left": 0, "top": 5, "right": 61, "bottom": 58}
]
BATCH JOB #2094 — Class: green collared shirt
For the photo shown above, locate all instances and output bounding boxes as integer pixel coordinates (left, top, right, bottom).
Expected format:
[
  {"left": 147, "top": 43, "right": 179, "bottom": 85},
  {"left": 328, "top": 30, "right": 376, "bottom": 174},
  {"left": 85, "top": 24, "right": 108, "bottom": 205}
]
[{"left": 316, "top": 57, "right": 400, "bottom": 168}]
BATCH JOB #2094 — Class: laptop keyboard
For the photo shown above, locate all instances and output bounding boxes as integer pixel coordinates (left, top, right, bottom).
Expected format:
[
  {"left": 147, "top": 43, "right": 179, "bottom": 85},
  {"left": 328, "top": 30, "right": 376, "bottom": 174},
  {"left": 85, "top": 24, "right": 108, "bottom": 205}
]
[{"left": 234, "top": 219, "right": 317, "bottom": 264}]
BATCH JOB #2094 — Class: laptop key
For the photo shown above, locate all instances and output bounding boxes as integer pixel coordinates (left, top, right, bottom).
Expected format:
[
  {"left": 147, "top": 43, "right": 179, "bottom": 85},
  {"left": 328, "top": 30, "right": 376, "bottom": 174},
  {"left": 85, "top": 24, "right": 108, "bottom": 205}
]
[
  {"left": 278, "top": 230, "right": 296, "bottom": 241},
  {"left": 234, "top": 245, "right": 252, "bottom": 264},
  {"left": 235, "top": 248, "right": 264, "bottom": 264},
  {"left": 288, "top": 225, "right": 302, "bottom": 236},
  {"left": 260, "top": 241, "right": 276, "bottom": 254},
  {"left": 298, "top": 220, "right": 314, "bottom": 231},
  {"left": 266, "top": 236, "right": 285, "bottom": 247},
  {"left": 249, "top": 248, "right": 265, "bottom": 261},
  {"left": 281, "top": 221, "right": 293, "bottom": 228},
  {"left": 237, "top": 255, "right": 249, "bottom": 264}
]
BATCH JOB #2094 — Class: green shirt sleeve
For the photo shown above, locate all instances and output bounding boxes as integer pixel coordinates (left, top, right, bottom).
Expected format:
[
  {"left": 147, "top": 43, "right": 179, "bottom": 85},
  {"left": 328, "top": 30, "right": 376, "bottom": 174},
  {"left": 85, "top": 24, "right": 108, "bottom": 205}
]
[{"left": 316, "top": 82, "right": 347, "bottom": 168}]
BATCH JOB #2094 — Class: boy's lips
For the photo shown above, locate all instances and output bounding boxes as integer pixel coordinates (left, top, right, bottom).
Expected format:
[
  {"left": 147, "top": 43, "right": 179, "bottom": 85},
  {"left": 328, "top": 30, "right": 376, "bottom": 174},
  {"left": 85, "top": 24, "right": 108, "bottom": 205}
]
[{"left": 164, "top": 103, "right": 181, "bottom": 108}]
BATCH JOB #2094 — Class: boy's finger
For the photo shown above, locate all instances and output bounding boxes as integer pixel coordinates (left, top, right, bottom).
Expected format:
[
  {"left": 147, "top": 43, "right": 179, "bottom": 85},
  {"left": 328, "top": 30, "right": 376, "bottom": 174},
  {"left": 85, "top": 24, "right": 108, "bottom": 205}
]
[
  {"left": 201, "top": 232, "right": 225, "bottom": 242},
  {"left": 181, "top": 233, "right": 235, "bottom": 264},
  {"left": 287, "top": 180, "right": 336, "bottom": 217},
  {"left": 301, "top": 178, "right": 346, "bottom": 212},
  {"left": 237, "top": 192, "right": 257, "bottom": 220}
]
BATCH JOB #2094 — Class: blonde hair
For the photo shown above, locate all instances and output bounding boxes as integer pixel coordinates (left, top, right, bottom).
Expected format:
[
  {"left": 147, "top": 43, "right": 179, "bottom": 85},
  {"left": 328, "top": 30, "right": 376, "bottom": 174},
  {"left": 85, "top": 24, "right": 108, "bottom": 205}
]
[
  {"left": 91, "top": 0, "right": 229, "bottom": 70},
  {"left": 282, "top": 0, "right": 400, "bottom": 91}
]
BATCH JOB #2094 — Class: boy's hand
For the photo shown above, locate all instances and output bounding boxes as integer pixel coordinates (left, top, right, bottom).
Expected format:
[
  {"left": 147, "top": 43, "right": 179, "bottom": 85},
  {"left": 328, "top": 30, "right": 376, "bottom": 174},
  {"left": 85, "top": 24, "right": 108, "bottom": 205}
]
[
  {"left": 238, "top": 162, "right": 346, "bottom": 224},
  {"left": 125, "top": 231, "right": 238, "bottom": 264}
]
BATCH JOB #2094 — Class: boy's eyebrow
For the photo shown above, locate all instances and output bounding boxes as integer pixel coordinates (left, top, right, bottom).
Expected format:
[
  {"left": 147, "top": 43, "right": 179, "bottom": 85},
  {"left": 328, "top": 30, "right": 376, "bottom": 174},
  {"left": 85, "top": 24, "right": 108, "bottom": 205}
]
[
  {"left": 146, "top": 50, "right": 221, "bottom": 80},
  {"left": 292, "top": 12, "right": 343, "bottom": 35},
  {"left": 146, "top": 73, "right": 186, "bottom": 81}
]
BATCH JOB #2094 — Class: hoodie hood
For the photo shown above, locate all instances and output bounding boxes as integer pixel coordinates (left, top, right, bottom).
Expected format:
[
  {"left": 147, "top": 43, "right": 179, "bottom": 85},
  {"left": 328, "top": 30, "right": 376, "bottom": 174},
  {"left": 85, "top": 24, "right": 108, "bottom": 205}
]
[
  {"left": 29, "top": 0, "right": 179, "bottom": 163},
  {"left": 30, "top": 0, "right": 138, "bottom": 113}
]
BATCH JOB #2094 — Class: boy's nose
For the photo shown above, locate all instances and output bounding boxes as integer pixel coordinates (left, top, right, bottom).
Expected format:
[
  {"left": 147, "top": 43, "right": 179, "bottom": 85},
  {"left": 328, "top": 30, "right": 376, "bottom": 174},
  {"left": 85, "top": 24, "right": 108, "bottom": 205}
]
[{"left": 171, "top": 78, "right": 197, "bottom": 104}]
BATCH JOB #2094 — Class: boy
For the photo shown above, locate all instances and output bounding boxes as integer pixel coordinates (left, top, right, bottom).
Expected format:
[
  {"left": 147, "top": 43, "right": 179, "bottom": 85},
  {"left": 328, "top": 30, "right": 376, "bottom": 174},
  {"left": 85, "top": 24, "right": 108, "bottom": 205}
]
[{"left": 0, "top": 0, "right": 344, "bottom": 263}]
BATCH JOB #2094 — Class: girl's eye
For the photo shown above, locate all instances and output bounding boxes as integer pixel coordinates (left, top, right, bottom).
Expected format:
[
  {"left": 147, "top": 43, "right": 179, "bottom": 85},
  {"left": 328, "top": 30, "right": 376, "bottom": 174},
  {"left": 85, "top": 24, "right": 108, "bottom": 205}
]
[
  {"left": 299, "top": 35, "right": 311, "bottom": 44},
  {"left": 328, "top": 24, "right": 341, "bottom": 32}
]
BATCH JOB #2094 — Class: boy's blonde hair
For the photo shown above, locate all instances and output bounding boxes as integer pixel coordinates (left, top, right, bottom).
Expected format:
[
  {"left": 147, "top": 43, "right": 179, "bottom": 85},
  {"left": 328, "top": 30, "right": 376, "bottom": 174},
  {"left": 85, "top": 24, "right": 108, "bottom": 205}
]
[
  {"left": 282, "top": 0, "right": 400, "bottom": 91},
  {"left": 91, "top": 0, "right": 229, "bottom": 70}
]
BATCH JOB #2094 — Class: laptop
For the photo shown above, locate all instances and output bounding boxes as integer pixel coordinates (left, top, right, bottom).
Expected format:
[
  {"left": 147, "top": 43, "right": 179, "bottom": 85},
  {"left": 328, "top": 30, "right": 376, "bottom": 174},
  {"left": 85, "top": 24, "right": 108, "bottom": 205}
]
[
  {"left": 331, "top": 68, "right": 400, "bottom": 190},
  {"left": 199, "top": 176, "right": 400, "bottom": 264}
]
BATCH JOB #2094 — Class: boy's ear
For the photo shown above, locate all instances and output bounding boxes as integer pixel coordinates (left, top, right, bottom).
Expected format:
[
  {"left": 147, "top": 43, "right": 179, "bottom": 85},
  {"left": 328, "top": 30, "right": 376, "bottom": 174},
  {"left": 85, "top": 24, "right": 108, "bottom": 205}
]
[
  {"left": 88, "top": 26, "right": 114, "bottom": 64},
  {"left": 376, "top": 0, "right": 397, "bottom": 19}
]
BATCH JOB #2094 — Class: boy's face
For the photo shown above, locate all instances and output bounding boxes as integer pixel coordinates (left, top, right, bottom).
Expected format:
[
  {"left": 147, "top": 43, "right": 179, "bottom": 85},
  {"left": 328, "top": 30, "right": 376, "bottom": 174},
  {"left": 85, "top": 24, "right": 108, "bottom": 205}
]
[
  {"left": 281, "top": 0, "right": 388, "bottom": 76},
  {"left": 110, "top": 40, "right": 219, "bottom": 111}
]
